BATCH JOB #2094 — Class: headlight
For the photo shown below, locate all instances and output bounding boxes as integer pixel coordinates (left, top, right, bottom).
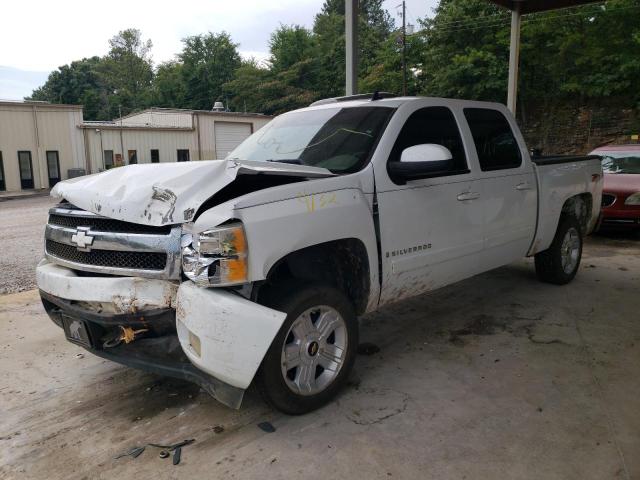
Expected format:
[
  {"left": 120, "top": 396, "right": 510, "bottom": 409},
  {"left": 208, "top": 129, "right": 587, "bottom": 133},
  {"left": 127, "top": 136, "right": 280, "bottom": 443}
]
[
  {"left": 624, "top": 192, "right": 640, "bottom": 205},
  {"left": 181, "top": 223, "right": 248, "bottom": 287}
]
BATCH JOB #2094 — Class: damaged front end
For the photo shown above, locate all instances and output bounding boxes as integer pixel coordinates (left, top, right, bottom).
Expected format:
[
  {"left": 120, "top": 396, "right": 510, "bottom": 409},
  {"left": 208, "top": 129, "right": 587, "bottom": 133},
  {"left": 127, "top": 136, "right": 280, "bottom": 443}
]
[
  {"left": 36, "top": 261, "right": 246, "bottom": 407},
  {"left": 40, "top": 290, "right": 249, "bottom": 407},
  {"left": 37, "top": 158, "right": 333, "bottom": 409}
]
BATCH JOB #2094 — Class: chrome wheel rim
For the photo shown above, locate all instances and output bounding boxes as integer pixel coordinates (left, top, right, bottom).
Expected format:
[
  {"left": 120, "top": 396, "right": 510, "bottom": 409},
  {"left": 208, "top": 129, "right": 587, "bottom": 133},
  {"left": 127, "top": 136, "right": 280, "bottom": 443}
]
[
  {"left": 561, "top": 227, "right": 580, "bottom": 274},
  {"left": 280, "top": 305, "right": 348, "bottom": 396}
]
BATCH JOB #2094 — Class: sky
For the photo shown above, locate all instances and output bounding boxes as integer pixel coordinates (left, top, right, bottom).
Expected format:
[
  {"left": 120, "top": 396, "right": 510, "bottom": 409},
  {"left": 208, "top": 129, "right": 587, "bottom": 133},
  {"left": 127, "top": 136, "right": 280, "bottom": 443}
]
[{"left": 0, "top": 0, "right": 437, "bottom": 100}]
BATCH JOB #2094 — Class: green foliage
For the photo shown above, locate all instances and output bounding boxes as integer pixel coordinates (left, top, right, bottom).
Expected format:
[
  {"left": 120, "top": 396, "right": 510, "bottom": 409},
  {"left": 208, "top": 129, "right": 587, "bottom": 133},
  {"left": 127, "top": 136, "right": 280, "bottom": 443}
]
[
  {"left": 269, "top": 25, "right": 317, "bottom": 73},
  {"left": 418, "top": 0, "right": 640, "bottom": 111},
  {"left": 30, "top": 56, "right": 110, "bottom": 120},
  {"left": 102, "top": 28, "right": 154, "bottom": 115},
  {"left": 152, "top": 61, "right": 186, "bottom": 108},
  {"left": 28, "top": 0, "right": 640, "bottom": 121},
  {"left": 179, "top": 32, "right": 241, "bottom": 110}
]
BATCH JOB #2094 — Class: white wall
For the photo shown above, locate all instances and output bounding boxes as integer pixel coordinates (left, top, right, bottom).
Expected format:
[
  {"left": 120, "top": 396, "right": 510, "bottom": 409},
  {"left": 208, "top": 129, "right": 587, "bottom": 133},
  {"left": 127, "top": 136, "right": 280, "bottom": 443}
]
[
  {"left": 85, "top": 113, "right": 272, "bottom": 169},
  {"left": 85, "top": 128, "right": 198, "bottom": 171},
  {"left": 119, "top": 110, "right": 193, "bottom": 128},
  {"left": 0, "top": 103, "right": 84, "bottom": 192},
  {"left": 196, "top": 114, "right": 271, "bottom": 160}
]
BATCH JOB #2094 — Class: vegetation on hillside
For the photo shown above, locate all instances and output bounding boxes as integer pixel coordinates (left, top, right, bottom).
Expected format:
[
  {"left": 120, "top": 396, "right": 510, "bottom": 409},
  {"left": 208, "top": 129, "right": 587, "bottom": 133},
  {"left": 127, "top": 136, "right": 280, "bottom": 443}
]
[{"left": 29, "top": 0, "right": 640, "bottom": 121}]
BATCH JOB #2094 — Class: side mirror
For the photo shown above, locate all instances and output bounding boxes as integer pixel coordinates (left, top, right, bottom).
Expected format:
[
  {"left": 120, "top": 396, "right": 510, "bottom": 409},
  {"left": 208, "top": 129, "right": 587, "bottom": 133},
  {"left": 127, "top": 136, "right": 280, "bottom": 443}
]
[{"left": 388, "top": 144, "right": 454, "bottom": 182}]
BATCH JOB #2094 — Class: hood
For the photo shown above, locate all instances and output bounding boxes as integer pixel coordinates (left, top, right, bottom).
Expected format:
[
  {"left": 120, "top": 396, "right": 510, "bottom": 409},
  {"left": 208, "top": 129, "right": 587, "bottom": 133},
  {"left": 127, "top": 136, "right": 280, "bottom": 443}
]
[
  {"left": 603, "top": 173, "right": 640, "bottom": 195},
  {"left": 52, "top": 159, "right": 334, "bottom": 226}
]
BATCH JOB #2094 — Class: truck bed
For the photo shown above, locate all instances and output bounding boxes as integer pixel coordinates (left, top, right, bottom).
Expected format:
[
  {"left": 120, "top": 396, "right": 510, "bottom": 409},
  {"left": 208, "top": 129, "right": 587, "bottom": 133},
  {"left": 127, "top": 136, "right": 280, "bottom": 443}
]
[{"left": 528, "top": 155, "right": 603, "bottom": 255}]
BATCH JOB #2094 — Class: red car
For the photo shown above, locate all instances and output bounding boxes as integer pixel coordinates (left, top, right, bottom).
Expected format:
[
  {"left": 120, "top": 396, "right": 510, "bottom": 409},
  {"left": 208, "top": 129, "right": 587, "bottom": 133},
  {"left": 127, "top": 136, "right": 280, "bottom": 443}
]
[{"left": 590, "top": 145, "right": 640, "bottom": 230}]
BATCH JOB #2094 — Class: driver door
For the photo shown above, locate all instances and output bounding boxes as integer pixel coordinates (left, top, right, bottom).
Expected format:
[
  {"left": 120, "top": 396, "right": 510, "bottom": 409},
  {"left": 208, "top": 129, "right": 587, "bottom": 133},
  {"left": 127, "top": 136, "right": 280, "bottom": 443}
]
[{"left": 374, "top": 103, "right": 484, "bottom": 305}]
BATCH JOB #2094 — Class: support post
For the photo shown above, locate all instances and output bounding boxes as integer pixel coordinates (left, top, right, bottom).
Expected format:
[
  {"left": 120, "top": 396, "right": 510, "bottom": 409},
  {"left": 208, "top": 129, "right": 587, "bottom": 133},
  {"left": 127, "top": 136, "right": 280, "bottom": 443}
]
[
  {"left": 507, "top": 3, "right": 521, "bottom": 114},
  {"left": 345, "top": 0, "right": 358, "bottom": 96},
  {"left": 402, "top": 0, "right": 407, "bottom": 96}
]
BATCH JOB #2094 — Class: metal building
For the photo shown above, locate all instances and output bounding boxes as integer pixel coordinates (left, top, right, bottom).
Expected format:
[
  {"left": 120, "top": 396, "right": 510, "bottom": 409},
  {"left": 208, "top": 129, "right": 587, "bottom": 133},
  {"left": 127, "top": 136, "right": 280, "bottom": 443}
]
[
  {"left": 0, "top": 103, "right": 272, "bottom": 193},
  {"left": 81, "top": 108, "right": 272, "bottom": 173},
  {"left": 0, "top": 101, "right": 85, "bottom": 193}
]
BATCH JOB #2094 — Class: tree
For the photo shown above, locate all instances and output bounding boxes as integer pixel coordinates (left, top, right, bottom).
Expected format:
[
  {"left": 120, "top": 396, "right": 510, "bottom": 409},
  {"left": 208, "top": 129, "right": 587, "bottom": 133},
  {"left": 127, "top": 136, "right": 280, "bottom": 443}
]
[
  {"left": 29, "top": 57, "right": 111, "bottom": 120},
  {"left": 101, "top": 28, "right": 154, "bottom": 116},
  {"left": 417, "top": 0, "right": 640, "bottom": 112},
  {"left": 418, "top": 0, "right": 510, "bottom": 101},
  {"left": 223, "top": 59, "right": 273, "bottom": 113},
  {"left": 152, "top": 61, "right": 186, "bottom": 108},
  {"left": 269, "top": 25, "right": 317, "bottom": 74},
  {"left": 179, "top": 32, "right": 241, "bottom": 110}
]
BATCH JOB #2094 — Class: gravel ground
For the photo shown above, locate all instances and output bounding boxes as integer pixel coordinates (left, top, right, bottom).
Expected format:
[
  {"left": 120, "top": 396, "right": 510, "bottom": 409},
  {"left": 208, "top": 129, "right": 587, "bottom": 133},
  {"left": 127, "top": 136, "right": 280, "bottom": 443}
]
[{"left": 0, "top": 195, "right": 57, "bottom": 294}]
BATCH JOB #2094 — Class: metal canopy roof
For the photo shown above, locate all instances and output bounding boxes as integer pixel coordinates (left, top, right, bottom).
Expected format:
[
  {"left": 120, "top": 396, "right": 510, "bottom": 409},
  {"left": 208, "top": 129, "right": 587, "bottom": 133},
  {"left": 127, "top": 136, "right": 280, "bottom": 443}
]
[{"left": 488, "top": 0, "right": 601, "bottom": 14}]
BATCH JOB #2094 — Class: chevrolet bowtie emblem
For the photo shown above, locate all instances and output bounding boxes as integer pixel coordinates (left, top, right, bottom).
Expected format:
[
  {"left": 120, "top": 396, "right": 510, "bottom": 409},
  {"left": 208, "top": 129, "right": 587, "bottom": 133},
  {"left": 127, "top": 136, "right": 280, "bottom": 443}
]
[{"left": 71, "top": 227, "right": 95, "bottom": 251}]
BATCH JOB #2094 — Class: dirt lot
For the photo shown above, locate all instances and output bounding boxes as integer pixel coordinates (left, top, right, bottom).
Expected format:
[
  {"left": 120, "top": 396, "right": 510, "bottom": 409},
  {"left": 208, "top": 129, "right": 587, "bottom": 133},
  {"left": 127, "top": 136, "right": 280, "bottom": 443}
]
[
  {"left": 0, "top": 196, "right": 57, "bottom": 294},
  {"left": 0, "top": 197, "right": 639, "bottom": 480}
]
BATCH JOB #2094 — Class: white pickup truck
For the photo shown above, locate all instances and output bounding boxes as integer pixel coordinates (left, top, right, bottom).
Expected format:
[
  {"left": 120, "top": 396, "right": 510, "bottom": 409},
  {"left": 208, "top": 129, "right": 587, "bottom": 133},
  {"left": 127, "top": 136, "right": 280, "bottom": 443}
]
[{"left": 37, "top": 95, "right": 603, "bottom": 414}]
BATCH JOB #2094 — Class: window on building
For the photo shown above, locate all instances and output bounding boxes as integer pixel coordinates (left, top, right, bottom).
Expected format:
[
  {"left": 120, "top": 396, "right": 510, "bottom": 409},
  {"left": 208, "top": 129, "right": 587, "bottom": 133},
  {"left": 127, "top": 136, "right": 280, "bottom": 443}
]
[
  {"left": 177, "top": 149, "right": 190, "bottom": 162},
  {"left": 128, "top": 150, "right": 138, "bottom": 164},
  {"left": 0, "top": 152, "right": 5, "bottom": 191},
  {"left": 463, "top": 108, "right": 522, "bottom": 171},
  {"left": 151, "top": 149, "right": 160, "bottom": 163},
  {"left": 46, "top": 151, "right": 61, "bottom": 188},
  {"left": 389, "top": 106, "right": 468, "bottom": 173},
  {"left": 104, "top": 150, "right": 114, "bottom": 169},
  {"left": 18, "top": 151, "right": 34, "bottom": 189}
]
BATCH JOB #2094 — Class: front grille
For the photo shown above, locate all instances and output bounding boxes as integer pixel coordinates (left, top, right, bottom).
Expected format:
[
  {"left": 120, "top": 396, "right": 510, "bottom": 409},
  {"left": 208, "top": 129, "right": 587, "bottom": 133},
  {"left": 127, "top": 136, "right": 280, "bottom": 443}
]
[
  {"left": 601, "top": 194, "right": 616, "bottom": 207},
  {"left": 46, "top": 240, "right": 167, "bottom": 271},
  {"left": 44, "top": 205, "right": 181, "bottom": 279},
  {"left": 48, "top": 214, "right": 172, "bottom": 235}
]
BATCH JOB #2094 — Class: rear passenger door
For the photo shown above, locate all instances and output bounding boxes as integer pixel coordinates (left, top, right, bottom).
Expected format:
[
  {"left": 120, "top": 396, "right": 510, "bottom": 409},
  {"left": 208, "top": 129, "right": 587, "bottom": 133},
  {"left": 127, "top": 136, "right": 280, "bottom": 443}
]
[{"left": 463, "top": 107, "right": 537, "bottom": 269}]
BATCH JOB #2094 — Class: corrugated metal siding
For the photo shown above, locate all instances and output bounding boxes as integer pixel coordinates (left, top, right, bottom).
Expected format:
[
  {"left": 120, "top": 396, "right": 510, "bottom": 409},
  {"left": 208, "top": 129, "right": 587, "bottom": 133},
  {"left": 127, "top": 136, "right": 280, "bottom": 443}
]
[
  {"left": 0, "top": 104, "right": 83, "bottom": 192},
  {"left": 120, "top": 111, "right": 193, "bottom": 128},
  {"left": 86, "top": 128, "right": 198, "bottom": 171},
  {"left": 214, "top": 122, "right": 253, "bottom": 159},
  {"left": 197, "top": 114, "right": 270, "bottom": 160}
]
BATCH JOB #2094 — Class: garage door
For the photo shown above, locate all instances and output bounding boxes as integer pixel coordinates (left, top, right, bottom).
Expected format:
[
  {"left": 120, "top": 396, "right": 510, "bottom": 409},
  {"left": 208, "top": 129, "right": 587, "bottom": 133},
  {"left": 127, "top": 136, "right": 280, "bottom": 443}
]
[{"left": 215, "top": 122, "right": 252, "bottom": 159}]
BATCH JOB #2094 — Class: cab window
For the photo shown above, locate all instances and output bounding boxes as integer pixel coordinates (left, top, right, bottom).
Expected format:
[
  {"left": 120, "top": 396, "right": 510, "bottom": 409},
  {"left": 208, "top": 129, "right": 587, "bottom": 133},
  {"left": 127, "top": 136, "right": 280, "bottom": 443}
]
[
  {"left": 389, "top": 107, "right": 468, "bottom": 173},
  {"left": 464, "top": 108, "right": 522, "bottom": 171}
]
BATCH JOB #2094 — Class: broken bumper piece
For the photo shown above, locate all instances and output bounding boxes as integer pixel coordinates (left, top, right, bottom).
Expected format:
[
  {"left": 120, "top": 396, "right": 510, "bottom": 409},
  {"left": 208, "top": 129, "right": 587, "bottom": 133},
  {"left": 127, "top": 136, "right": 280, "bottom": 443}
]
[
  {"left": 40, "top": 291, "right": 245, "bottom": 409},
  {"left": 36, "top": 260, "right": 287, "bottom": 409},
  {"left": 175, "top": 282, "right": 287, "bottom": 390}
]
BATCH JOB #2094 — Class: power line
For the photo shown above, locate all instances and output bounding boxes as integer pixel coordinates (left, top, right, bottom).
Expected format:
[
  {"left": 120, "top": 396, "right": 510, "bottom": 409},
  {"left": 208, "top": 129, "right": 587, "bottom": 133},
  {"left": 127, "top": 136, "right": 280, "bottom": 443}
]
[{"left": 409, "top": 3, "right": 639, "bottom": 36}]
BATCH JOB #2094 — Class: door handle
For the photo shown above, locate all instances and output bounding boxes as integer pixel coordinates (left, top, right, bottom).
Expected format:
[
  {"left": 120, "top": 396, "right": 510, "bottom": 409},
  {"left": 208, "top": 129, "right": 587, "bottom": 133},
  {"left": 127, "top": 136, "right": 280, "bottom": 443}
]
[
  {"left": 457, "top": 191, "right": 480, "bottom": 201},
  {"left": 516, "top": 182, "right": 533, "bottom": 191}
]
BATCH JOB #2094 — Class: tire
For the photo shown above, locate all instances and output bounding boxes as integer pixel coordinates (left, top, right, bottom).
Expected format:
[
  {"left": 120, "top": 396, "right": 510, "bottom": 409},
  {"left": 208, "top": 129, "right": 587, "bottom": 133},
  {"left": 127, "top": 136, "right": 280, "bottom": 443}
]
[
  {"left": 256, "top": 283, "right": 359, "bottom": 415},
  {"left": 534, "top": 215, "right": 583, "bottom": 285}
]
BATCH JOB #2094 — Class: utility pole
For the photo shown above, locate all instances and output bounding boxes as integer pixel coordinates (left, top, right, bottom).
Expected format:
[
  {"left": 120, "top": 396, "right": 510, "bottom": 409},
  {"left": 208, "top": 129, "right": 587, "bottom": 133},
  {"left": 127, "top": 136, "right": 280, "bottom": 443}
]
[
  {"left": 401, "top": 1, "right": 407, "bottom": 96},
  {"left": 345, "top": 0, "right": 358, "bottom": 96},
  {"left": 119, "top": 105, "right": 125, "bottom": 165}
]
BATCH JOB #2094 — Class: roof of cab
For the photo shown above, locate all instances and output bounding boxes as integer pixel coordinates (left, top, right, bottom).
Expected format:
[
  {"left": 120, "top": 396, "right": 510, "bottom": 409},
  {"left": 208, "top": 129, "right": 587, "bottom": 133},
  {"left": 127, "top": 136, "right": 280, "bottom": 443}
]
[{"left": 300, "top": 95, "right": 507, "bottom": 113}]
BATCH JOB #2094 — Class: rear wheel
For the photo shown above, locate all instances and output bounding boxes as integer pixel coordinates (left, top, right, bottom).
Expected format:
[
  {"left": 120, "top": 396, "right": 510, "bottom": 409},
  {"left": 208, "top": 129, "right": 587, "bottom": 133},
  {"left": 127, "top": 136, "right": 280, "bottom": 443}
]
[
  {"left": 535, "top": 215, "right": 583, "bottom": 285},
  {"left": 256, "top": 284, "right": 358, "bottom": 414}
]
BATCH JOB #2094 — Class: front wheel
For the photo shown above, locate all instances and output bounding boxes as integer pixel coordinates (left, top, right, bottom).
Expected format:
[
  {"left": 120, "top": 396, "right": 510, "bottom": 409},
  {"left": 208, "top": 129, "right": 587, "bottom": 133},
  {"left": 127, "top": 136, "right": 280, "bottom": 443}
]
[
  {"left": 534, "top": 215, "right": 583, "bottom": 285},
  {"left": 256, "top": 284, "right": 358, "bottom": 415}
]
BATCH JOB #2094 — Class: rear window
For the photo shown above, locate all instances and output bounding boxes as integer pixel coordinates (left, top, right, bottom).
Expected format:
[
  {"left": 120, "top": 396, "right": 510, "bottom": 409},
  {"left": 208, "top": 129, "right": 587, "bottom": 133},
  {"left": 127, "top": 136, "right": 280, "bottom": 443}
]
[
  {"left": 598, "top": 152, "right": 640, "bottom": 174},
  {"left": 464, "top": 108, "right": 522, "bottom": 171}
]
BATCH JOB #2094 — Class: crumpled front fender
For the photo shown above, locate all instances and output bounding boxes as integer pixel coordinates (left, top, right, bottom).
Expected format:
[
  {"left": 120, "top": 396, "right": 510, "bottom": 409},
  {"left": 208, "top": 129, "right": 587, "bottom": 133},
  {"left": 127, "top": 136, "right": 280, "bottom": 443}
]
[{"left": 175, "top": 282, "right": 287, "bottom": 390}]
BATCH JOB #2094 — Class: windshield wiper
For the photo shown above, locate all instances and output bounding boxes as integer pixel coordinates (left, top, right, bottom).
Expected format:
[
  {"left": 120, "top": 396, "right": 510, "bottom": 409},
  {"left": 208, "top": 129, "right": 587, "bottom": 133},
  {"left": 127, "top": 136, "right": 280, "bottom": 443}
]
[{"left": 265, "top": 159, "right": 303, "bottom": 165}]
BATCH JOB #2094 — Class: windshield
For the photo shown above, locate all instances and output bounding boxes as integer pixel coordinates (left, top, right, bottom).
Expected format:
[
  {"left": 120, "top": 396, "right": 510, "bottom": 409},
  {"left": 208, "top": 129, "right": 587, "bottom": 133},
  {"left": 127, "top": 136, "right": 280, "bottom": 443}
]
[
  {"left": 599, "top": 152, "right": 640, "bottom": 174},
  {"left": 228, "top": 106, "right": 394, "bottom": 173}
]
